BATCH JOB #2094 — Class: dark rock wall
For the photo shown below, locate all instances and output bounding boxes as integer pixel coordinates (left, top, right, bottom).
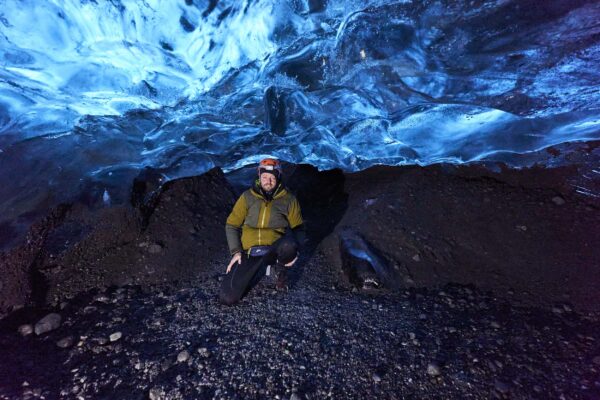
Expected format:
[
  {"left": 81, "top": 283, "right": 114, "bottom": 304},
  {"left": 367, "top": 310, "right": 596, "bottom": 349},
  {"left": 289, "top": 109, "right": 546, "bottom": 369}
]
[
  {"left": 0, "top": 204, "right": 71, "bottom": 316},
  {"left": 0, "top": 168, "right": 235, "bottom": 317},
  {"left": 321, "top": 164, "right": 600, "bottom": 312},
  {"left": 1, "top": 162, "right": 599, "bottom": 318}
]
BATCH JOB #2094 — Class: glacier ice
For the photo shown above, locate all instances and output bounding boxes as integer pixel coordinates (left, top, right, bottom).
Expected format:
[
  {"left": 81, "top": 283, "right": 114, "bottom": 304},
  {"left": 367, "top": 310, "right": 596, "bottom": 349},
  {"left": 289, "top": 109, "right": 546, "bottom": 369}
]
[{"left": 0, "top": 0, "right": 599, "bottom": 248}]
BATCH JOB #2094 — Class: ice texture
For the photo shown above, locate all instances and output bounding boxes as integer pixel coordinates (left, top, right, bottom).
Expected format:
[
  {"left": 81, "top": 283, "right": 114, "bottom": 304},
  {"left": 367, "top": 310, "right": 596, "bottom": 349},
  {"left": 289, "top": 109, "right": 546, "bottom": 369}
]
[{"left": 0, "top": 0, "right": 599, "bottom": 247}]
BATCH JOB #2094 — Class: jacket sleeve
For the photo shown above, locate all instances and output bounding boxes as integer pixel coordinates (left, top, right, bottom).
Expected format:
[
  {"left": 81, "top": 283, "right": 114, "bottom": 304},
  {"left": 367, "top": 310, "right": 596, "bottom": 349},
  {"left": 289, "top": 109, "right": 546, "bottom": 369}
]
[
  {"left": 287, "top": 196, "right": 307, "bottom": 249},
  {"left": 225, "top": 194, "right": 247, "bottom": 255}
]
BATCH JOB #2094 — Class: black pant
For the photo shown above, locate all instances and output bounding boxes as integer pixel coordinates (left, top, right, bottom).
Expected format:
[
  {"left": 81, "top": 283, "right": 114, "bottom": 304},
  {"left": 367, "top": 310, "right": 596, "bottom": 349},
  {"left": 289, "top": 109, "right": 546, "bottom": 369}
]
[{"left": 219, "top": 235, "right": 298, "bottom": 305}]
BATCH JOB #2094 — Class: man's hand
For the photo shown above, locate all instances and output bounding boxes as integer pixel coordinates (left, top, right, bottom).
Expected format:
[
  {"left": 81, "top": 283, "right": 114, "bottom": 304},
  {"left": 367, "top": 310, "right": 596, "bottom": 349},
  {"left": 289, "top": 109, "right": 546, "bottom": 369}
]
[
  {"left": 226, "top": 252, "right": 242, "bottom": 273},
  {"left": 284, "top": 253, "right": 299, "bottom": 267}
]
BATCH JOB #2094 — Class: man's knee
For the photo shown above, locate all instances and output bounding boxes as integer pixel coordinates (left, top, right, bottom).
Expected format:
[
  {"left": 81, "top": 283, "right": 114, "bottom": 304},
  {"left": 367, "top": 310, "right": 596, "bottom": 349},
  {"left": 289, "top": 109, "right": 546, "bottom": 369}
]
[{"left": 276, "top": 237, "right": 298, "bottom": 261}]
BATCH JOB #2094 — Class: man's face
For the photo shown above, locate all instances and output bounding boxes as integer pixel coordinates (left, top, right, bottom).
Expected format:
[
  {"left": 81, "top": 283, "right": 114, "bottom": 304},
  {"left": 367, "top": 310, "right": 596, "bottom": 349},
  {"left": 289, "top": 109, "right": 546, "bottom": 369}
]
[{"left": 259, "top": 172, "right": 277, "bottom": 192}]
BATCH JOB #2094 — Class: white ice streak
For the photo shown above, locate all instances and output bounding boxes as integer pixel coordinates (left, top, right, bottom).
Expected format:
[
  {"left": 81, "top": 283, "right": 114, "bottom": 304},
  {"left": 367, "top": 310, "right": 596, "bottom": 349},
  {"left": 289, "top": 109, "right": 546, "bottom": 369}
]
[{"left": 0, "top": 0, "right": 279, "bottom": 116}]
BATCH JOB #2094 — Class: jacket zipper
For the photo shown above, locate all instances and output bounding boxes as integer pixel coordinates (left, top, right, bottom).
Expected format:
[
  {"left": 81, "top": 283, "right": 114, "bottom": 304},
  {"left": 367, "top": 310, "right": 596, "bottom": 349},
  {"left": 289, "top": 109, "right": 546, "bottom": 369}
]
[{"left": 259, "top": 201, "right": 269, "bottom": 245}]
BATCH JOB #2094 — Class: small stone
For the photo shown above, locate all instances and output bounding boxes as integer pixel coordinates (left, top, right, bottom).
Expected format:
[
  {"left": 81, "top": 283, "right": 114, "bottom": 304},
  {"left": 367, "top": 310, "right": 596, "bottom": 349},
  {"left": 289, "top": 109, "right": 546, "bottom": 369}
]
[
  {"left": 94, "top": 295, "right": 110, "bottom": 304},
  {"left": 83, "top": 306, "right": 97, "bottom": 314},
  {"left": 95, "top": 337, "right": 109, "bottom": 346},
  {"left": 177, "top": 350, "right": 190, "bottom": 363},
  {"left": 290, "top": 393, "right": 301, "bottom": 400},
  {"left": 160, "top": 359, "right": 172, "bottom": 371},
  {"left": 372, "top": 373, "right": 382, "bottom": 383},
  {"left": 56, "top": 336, "right": 74, "bottom": 348},
  {"left": 148, "top": 244, "right": 162, "bottom": 254},
  {"left": 592, "top": 356, "right": 600, "bottom": 366},
  {"left": 149, "top": 387, "right": 165, "bottom": 400},
  {"left": 412, "top": 254, "right": 421, "bottom": 262},
  {"left": 552, "top": 196, "right": 565, "bottom": 206},
  {"left": 490, "top": 321, "right": 501, "bottom": 329},
  {"left": 35, "top": 313, "right": 61, "bottom": 335},
  {"left": 494, "top": 379, "right": 511, "bottom": 394},
  {"left": 18, "top": 324, "right": 34, "bottom": 336},
  {"left": 427, "top": 362, "right": 441, "bottom": 377},
  {"left": 197, "top": 347, "right": 211, "bottom": 358},
  {"left": 109, "top": 332, "right": 122, "bottom": 342}
]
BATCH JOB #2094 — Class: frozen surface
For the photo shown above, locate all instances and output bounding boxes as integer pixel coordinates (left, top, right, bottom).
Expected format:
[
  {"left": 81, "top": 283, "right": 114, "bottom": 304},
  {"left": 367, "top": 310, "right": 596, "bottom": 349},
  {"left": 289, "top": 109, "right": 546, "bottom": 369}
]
[{"left": 0, "top": 0, "right": 599, "bottom": 247}]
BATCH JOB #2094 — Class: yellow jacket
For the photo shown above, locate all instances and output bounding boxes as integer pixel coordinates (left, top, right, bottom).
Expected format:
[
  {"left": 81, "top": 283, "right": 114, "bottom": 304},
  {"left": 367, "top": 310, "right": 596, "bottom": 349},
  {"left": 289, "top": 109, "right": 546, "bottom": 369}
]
[{"left": 225, "top": 180, "right": 303, "bottom": 255}]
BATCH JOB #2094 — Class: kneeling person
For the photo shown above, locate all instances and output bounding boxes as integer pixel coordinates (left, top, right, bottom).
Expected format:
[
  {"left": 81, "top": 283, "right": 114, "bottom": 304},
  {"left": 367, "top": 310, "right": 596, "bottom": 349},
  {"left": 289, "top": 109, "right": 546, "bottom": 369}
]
[{"left": 220, "top": 158, "right": 305, "bottom": 305}]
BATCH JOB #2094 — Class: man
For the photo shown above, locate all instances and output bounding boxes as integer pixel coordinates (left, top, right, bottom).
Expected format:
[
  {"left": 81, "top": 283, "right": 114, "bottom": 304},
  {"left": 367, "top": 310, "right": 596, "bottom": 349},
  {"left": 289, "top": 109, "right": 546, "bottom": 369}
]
[{"left": 220, "top": 158, "right": 306, "bottom": 305}]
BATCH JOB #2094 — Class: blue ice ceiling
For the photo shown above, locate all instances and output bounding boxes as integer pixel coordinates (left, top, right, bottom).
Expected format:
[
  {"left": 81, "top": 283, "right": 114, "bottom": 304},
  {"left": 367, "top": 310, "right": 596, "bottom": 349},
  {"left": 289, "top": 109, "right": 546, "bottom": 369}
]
[{"left": 0, "top": 0, "right": 599, "bottom": 243}]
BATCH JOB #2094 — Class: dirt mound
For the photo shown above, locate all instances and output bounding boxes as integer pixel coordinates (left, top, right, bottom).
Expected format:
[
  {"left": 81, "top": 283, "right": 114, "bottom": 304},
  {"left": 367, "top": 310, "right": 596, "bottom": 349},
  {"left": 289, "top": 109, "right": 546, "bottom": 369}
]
[
  {"left": 0, "top": 168, "right": 235, "bottom": 317},
  {"left": 322, "top": 163, "right": 600, "bottom": 312}
]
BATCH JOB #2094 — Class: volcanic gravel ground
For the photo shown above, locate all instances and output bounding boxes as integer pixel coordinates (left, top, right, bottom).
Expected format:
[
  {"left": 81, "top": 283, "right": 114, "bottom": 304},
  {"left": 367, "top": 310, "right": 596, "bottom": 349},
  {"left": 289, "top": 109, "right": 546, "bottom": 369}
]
[{"left": 1, "top": 251, "right": 599, "bottom": 400}]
